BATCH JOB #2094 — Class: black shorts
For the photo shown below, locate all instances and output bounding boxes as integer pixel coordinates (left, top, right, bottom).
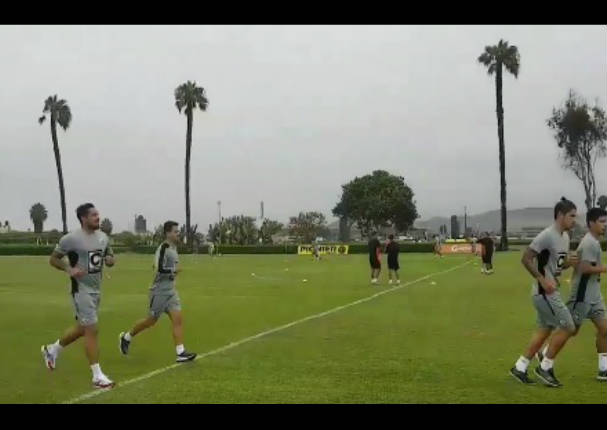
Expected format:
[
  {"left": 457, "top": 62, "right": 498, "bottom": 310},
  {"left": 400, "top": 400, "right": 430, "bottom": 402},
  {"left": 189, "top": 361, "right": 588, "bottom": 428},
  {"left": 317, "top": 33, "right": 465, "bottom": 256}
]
[
  {"left": 369, "top": 256, "right": 381, "bottom": 269},
  {"left": 388, "top": 258, "right": 399, "bottom": 271},
  {"left": 482, "top": 251, "right": 493, "bottom": 264}
]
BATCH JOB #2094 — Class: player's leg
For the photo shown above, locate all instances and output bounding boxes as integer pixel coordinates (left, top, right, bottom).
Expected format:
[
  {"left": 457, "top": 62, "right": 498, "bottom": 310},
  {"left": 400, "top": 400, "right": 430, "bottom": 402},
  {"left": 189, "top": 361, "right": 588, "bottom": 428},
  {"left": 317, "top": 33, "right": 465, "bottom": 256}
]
[
  {"left": 42, "top": 323, "right": 84, "bottom": 370},
  {"left": 167, "top": 296, "right": 196, "bottom": 362},
  {"left": 119, "top": 294, "right": 162, "bottom": 355},
  {"left": 388, "top": 269, "right": 393, "bottom": 284},
  {"left": 590, "top": 305, "right": 607, "bottom": 380},
  {"left": 511, "top": 327, "right": 552, "bottom": 384},
  {"left": 535, "top": 295, "right": 575, "bottom": 387}
]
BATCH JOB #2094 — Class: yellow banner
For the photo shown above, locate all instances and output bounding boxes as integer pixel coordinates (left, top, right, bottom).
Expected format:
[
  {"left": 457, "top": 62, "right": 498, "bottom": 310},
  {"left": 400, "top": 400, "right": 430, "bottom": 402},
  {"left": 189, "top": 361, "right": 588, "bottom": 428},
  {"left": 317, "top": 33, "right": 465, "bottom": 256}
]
[{"left": 298, "top": 245, "right": 349, "bottom": 255}]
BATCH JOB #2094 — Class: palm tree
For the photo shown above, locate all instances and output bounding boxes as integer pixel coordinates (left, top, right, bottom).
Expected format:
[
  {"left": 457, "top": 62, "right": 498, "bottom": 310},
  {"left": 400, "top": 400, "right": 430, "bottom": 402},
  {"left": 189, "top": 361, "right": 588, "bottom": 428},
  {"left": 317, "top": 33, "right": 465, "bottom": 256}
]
[
  {"left": 598, "top": 195, "right": 607, "bottom": 211},
  {"left": 478, "top": 40, "right": 520, "bottom": 251},
  {"left": 100, "top": 218, "right": 113, "bottom": 235},
  {"left": 174, "top": 81, "right": 209, "bottom": 246},
  {"left": 38, "top": 95, "right": 72, "bottom": 234},
  {"left": 30, "top": 203, "right": 48, "bottom": 234}
]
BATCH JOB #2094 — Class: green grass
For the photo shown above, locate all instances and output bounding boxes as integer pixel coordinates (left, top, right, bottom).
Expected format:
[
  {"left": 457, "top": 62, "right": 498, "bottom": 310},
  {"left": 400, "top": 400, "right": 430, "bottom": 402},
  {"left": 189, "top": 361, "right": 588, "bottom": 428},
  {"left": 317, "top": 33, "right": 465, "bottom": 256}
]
[{"left": 0, "top": 252, "right": 605, "bottom": 403}]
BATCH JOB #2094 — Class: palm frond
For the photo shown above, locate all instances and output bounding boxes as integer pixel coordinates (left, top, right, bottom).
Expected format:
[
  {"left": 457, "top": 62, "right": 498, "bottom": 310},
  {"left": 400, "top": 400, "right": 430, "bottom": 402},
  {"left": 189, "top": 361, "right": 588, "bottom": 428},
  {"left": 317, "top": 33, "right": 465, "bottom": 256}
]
[{"left": 38, "top": 115, "right": 46, "bottom": 125}]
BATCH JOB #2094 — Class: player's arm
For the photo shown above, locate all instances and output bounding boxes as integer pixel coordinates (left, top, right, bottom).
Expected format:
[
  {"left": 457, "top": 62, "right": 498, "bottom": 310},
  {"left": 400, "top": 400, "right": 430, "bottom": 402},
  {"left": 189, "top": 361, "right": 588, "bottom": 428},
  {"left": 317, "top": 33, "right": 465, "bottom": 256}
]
[
  {"left": 577, "top": 261, "right": 606, "bottom": 275},
  {"left": 577, "top": 243, "right": 605, "bottom": 275},
  {"left": 104, "top": 244, "right": 115, "bottom": 267},
  {"left": 49, "top": 250, "right": 85, "bottom": 279},
  {"left": 521, "top": 247, "right": 556, "bottom": 293}
]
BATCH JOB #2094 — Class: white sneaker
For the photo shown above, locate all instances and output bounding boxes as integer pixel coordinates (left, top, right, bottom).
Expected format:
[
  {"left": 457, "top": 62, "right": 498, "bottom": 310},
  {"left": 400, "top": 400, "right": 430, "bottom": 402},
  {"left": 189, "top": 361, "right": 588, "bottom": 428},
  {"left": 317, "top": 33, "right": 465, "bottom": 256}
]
[
  {"left": 371, "top": 279, "right": 377, "bottom": 285},
  {"left": 388, "top": 280, "right": 393, "bottom": 285},
  {"left": 396, "top": 280, "right": 400, "bottom": 284},
  {"left": 41, "top": 345, "right": 56, "bottom": 371},
  {"left": 92, "top": 375, "right": 115, "bottom": 389},
  {"left": 481, "top": 268, "right": 486, "bottom": 274}
]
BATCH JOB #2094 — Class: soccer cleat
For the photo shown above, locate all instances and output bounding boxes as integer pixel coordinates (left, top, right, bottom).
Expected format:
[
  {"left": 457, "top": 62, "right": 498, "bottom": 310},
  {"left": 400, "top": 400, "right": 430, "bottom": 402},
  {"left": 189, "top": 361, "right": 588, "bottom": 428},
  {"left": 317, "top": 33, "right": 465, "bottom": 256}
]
[
  {"left": 534, "top": 366, "right": 562, "bottom": 388},
  {"left": 119, "top": 332, "right": 130, "bottom": 356},
  {"left": 486, "top": 269, "right": 494, "bottom": 275},
  {"left": 509, "top": 367, "right": 535, "bottom": 385},
  {"left": 41, "top": 345, "right": 56, "bottom": 371},
  {"left": 176, "top": 351, "right": 197, "bottom": 363},
  {"left": 388, "top": 280, "right": 393, "bottom": 285},
  {"left": 396, "top": 280, "right": 400, "bottom": 285},
  {"left": 597, "top": 370, "right": 607, "bottom": 382},
  {"left": 92, "top": 375, "right": 115, "bottom": 389}
]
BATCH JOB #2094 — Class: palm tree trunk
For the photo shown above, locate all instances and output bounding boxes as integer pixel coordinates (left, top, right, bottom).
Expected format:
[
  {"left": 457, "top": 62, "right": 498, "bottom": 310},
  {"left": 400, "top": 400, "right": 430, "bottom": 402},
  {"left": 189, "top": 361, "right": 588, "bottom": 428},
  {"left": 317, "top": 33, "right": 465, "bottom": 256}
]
[
  {"left": 185, "top": 109, "right": 193, "bottom": 249},
  {"left": 50, "top": 117, "right": 68, "bottom": 234},
  {"left": 495, "top": 63, "right": 508, "bottom": 251}
]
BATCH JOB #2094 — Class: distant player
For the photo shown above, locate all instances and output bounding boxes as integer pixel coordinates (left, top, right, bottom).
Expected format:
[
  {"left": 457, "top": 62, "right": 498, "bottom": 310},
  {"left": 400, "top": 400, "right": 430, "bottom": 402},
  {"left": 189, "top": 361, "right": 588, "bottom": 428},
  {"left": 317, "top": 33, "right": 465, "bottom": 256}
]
[
  {"left": 433, "top": 235, "right": 443, "bottom": 258},
  {"left": 477, "top": 232, "right": 495, "bottom": 274},
  {"left": 208, "top": 241, "right": 215, "bottom": 257},
  {"left": 41, "top": 203, "right": 116, "bottom": 389},
  {"left": 119, "top": 221, "right": 196, "bottom": 363},
  {"left": 509, "top": 198, "right": 578, "bottom": 386},
  {"left": 386, "top": 234, "right": 400, "bottom": 285},
  {"left": 313, "top": 242, "right": 321, "bottom": 261},
  {"left": 368, "top": 232, "right": 382, "bottom": 284}
]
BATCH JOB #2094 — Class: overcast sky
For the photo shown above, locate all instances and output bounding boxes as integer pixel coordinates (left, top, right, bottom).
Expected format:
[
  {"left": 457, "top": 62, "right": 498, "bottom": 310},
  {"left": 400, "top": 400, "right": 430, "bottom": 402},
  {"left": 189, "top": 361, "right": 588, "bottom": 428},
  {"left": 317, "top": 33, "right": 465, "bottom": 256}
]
[{"left": 1, "top": 25, "right": 605, "bottom": 232}]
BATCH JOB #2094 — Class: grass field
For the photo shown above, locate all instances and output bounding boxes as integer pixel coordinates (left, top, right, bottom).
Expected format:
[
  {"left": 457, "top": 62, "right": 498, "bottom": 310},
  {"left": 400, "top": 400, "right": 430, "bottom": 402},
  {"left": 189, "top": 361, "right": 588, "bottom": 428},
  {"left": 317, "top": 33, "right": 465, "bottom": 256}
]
[{"left": 0, "top": 251, "right": 605, "bottom": 404}]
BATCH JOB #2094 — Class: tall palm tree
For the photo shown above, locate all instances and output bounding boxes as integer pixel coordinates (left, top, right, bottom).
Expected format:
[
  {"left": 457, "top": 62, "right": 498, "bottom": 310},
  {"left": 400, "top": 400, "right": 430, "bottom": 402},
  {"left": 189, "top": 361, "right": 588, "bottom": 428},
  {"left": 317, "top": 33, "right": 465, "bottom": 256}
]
[
  {"left": 30, "top": 203, "right": 48, "bottom": 234},
  {"left": 174, "top": 81, "right": 209, "bottom": 246},
  {"left": 478, "top": 40, "right": 520, "bottom": 251},
  {"left": 38, "top": 95, "right": 72, "bottom": 234}
]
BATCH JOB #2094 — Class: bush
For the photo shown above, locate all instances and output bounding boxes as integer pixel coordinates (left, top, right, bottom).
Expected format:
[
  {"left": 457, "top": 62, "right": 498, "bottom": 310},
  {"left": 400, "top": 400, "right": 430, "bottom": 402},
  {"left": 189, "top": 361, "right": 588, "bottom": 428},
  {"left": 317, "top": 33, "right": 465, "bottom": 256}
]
[{"left": 0, "top": 245, "right": 56, "bottom": 255}]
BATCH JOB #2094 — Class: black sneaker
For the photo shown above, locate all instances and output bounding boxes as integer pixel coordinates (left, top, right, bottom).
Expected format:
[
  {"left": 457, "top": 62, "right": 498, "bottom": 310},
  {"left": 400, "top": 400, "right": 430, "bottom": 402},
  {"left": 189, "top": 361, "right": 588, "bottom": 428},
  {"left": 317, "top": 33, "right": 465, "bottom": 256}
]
[
  {"left": 534, "top": 366, "right": 562, "bottom": 387},
  {"left": 119, "top": 332, "right": 131, "bottom": 356},
  {"left": 597, "top": 370, "right": 607, "bottom": 382},
  {"left": 176, "top": 351, "right": 197, "bottom": 363},
  {"left": 509, "top": 367, "right": 535, "bottom": 385}
]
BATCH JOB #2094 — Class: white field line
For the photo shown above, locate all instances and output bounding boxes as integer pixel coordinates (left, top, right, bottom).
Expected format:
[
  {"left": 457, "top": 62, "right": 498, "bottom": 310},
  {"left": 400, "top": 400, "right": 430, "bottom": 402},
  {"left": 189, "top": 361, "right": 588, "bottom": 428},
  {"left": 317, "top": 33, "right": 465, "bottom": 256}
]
[{"left": 64, "top": 259, "right": 472, "bottom": 404}]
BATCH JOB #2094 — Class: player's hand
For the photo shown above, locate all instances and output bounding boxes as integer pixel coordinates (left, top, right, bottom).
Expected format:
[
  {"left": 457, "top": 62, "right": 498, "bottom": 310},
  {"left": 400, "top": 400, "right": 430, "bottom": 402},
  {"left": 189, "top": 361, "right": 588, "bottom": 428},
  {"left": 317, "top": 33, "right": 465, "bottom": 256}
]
[
  {"left": 566, "top": 254, "right": 579, "bottom": 268},
  {"left": 539, "top": 277, "right": 557, "bottom": 294},
  {"left": 68, "top": 266, "right": 86, "bottom": 279},
  {"left": 104, "top": 255, "right": 115, "bottom": 267}
]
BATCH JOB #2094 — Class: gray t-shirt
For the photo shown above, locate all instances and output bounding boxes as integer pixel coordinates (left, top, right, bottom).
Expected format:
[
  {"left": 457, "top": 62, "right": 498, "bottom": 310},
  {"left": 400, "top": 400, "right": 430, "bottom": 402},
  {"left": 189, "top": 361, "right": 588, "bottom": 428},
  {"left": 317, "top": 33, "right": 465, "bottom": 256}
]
[
  {"left": 569, "top": 233, "right": 603, "bottom": 304},
  {"left": 151, "top": 242, "right": 179, "bottom": 294},
  {"left": 54, "top": 229, "right": 112, "bottom": 294},
  {"left": 529, "top": 224, "right": 570, "bottom": 295}
]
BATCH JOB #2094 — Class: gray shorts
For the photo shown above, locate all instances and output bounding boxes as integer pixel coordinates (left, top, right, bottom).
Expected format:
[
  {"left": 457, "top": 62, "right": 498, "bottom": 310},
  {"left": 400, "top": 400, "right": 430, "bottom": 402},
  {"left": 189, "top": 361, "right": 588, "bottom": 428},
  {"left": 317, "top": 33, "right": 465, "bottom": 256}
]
[
  {"left": 532, "top": 292, "right": 575, "bottom": 332},
  {"left": 567, "top": 300, "right": 607, "bottom": 326},
  {"left": 72, "top": 291, "right": 100, "bottom": 326},
  {"left": 149, "top": 291, "right": 181, "bottom": 319}
]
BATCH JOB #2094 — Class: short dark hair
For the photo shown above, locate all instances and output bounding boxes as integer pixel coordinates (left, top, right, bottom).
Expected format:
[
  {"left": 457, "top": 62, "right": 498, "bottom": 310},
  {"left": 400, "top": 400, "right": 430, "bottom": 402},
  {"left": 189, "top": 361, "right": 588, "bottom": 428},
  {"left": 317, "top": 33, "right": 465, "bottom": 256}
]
[
  {"left": 554, "top": 197, "right": 576, "bottom": 220},
  {"left": 163, "top": 221, "right": 179, "bottom": 235},
  {"left": 76, "top": 203, "right": 95, "bottom": 225},
  {"left": 388, "top": 234, "right": 394, "bottom": 240},
  {"left": 587, "top": 207, "right": 607, "bottom": 227}
]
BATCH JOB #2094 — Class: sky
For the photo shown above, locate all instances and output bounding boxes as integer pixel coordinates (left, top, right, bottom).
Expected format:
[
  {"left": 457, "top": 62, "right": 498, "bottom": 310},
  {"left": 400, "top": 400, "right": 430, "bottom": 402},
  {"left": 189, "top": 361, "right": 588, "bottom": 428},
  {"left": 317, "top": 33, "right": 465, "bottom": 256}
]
[{"left": 1, "top": 25, "right": 605, "bottom": 233}]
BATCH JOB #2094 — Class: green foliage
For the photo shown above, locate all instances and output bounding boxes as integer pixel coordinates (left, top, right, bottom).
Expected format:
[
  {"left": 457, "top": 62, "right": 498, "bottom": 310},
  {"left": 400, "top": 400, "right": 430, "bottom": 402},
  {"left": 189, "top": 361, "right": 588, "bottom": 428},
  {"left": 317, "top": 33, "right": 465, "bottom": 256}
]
[
  {"left": 288, "top": 211, "right": 328, "bottom": 244},
  {"left": 259, "top": 218, "right": 284, "bottom": 244},
  {"left": 333, "top": 170, "right": 418, "bottom": 237},
  {"left": 29, "top": 203, "right": 48, "bottom": 234},
  {"left": 598, "top": 195, "right": 607, "bottom": 210},
  {"left": 547, "top": 90, "right": 607, "bottom": 210}
]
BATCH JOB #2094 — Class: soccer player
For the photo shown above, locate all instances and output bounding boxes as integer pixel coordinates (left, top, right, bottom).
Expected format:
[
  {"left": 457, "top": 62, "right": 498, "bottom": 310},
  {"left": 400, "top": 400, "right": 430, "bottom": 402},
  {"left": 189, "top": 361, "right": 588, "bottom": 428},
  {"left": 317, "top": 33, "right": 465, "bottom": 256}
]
[
  {"left": 368, "top": 232, "right": 382, "bottom": 284},
  {"left": 433, "top": 235, "right": 443, "bottom": 258},
  {"left": 477, "top": 232, "right": 495, "bottom": 274},
  {"left": 509, "top": 198, "right": 578, "bottom": 386},
  {"left": 563, "top": 208, "right": 607, "bottom": 381},
  {"left": 313, "top": 242, "right": 321, "bottom": 261},
  {"left": 386, "top": 234, "right": 400, "bottom": 285},
  {"left": 119, "top": 221, "right": 196, "bottom": 363},
  {"left": 41, "top": 203, "right": 116, "bottom": 389}
]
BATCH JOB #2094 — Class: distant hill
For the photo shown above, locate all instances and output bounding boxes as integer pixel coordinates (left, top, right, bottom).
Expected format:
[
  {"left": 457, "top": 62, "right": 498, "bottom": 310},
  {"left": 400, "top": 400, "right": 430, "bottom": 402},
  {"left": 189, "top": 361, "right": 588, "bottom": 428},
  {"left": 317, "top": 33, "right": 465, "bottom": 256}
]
[{"left": 415, "top": 207, "right": 560, "bottom": 234}]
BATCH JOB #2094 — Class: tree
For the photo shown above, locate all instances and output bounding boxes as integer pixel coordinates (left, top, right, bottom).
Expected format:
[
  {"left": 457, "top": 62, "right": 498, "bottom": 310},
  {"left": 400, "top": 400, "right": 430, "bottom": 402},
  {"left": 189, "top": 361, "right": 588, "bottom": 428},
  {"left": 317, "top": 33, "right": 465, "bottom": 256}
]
[
  {"left": 100, "top": 218, "right": 113, "bottom": 235},
  {"left": 174, "top": 81, "right": 209, "bottom": 247},
  {"left": 30, "top": 203, "right": 48, "bottom": 234},
  {"left": 333, "top": 170, "right": 418, "bottom": 238},
  {"left": 338, "top": 216, "right": 351, "bottom": 242},
  {"left": 259, "top": 218, "right": 284, "bottom": 244},
  {"left": 288, "top": 211, "right": 328, "bottom": 244},
  {"left": 547, "top": 90, "right": 607, "bottom": 211},
  {"left": 38, "top": 95, "right": 72, "bottom": 234},
  {"left": 478, "top": 39, "right": 520, "bottom": 251},
  {"left": 598, "top": 195, "right": 607, "bottom": 210}
]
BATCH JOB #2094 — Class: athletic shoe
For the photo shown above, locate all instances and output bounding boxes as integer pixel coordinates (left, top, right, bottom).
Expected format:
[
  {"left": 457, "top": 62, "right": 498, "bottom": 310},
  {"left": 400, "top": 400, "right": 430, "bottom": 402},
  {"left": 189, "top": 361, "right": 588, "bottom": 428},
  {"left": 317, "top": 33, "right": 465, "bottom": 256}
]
[
  {"left": 119, "top": 332, "right": 131, "bottom": 356},
  {"left": 388, "top": 280, "right": 393, "bottom": 285},
  {"left": 176, "top": 351, "right": 197, "bottom": 363},
  {"left": 41, "top": 345, "right": 56, "bottom": 371},
  {"left": 92, "top": 375, "right": 115, "bottom": 389},
  {"left": 597, "top": 370, "right": 607, "bottom": 381},
  {"left": 396, "top": 280, "right": 400, "bottom": 285},
  {"left": 534, "top": 366, "right": 562, "bottom": 388},
  {"left": 509, "top": 367, "right": 535, "bottom": 385}
]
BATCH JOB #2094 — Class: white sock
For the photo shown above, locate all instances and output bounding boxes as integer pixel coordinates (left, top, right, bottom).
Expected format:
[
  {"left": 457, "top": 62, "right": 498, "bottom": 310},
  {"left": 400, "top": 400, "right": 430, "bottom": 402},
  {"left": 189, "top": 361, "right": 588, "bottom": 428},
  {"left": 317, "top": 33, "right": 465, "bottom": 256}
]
[
  {"left": 515, "top": 356, "right": 530, "bottom": 373},
  {"left": 542, "top": 345, "right": 548, "bottom": 357},
  {"left": 599, "top": 353, "right": 607, "bottom": 372},
  {"left": 541, "top": 357, "right": 554, "bottom": 371},
  {"left": 91, "top": 363, "right": 103, "bottom": 379},
  {"left": 176, "top": 344, "right": 185, "bottom": 355},
  {"left": 49, "top": 340, "right": 63, "bottom": 356},
  {"left": 124, "top": 332, "right": 132, "bottom": 342}
]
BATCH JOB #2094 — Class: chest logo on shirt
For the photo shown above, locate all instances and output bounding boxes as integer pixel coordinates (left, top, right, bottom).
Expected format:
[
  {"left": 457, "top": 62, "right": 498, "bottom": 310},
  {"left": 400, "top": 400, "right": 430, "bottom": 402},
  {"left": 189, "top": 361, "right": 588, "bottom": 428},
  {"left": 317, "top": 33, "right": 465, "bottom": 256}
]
[
  {"left": 88, "top": 250, "right": 103, "bottom": 273},
  {"left": 556, "top": 252, "right": 567, "bottom": 274}
]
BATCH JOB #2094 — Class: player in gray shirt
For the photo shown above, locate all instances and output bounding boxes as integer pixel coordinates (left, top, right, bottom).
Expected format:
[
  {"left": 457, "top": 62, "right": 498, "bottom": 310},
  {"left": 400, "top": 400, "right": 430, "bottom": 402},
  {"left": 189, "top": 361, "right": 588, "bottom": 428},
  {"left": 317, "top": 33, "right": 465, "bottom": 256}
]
[
  {"left": 119, "top": 221, "right": 196, "bottom": 363},
  {"left": 510, "top": 198, "right": 579, "bottom": 387},
  {"left": 566, "top": 208, "right": 607, "bottom": 381},
  {"left": 41, "top": 203, "right": 116, "bottom": 389}
]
